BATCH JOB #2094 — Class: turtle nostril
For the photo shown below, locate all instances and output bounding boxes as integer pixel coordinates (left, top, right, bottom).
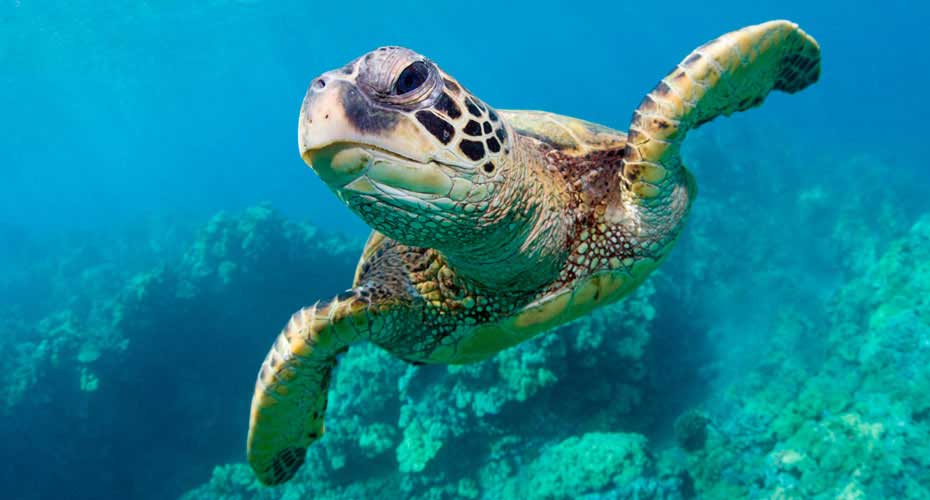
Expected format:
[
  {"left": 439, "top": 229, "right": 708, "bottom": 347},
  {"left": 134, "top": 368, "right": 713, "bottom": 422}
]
[{"left": 313, "top": 78, "right": 327, "bottom": 90}]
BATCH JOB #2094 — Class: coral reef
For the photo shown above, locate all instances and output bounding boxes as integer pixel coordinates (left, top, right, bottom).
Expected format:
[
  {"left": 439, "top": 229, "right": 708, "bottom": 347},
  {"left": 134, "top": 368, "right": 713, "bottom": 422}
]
[
  {"left": 4, "top": 128, "right": 929, "bottom": 500},
  {"left": 680, "top": 215, "right": 930, "bottom": 499},
  {"left": 180, "top": 279, "right": 659, "bottom": 499},
  {"left": 674, "top": 410, "right": 710, "bottom": 453},
  {"left": 0, "top": 205, "right": 359, "bottom": 500},
  {"left": 500, "top": 432, "right": 682, "bottom": 500}
]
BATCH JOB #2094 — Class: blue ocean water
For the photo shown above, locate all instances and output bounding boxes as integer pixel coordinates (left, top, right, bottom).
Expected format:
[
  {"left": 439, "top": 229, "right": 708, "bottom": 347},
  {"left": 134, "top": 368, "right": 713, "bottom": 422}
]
[{"left": 2, "top": 1, "right": 928, "bottom": 499}]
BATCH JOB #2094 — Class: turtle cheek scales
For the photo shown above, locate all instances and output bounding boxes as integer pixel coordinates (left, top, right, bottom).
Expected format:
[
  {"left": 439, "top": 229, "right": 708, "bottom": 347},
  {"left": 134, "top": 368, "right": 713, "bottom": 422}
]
[
  {"left": 435, "top": 92, "right": 462, "bottom": 119},
  {"left": 495, "top": 127, "right": 507, "bottom": 142},
  {"left": 442, "top": 78, "right": 460, "bottom": 94},
  {"left": 459, "top": 139, "right": 485, "bottom": 161},
  {"left": 415, "top": 110, "right": 455, "bottom": 144},
  {"left": 464, "top": 120, "right": 482, "bottom": 136},
  {"left": 464, "top": 97, "right": 482, "bottom": 117}
]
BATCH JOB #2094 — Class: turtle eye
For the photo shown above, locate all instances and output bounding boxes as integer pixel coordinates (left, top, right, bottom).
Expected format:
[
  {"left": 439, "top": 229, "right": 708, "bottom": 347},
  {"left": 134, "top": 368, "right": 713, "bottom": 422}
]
[{"left": 393, "top": 61, "right": 430, "bottom": 95}]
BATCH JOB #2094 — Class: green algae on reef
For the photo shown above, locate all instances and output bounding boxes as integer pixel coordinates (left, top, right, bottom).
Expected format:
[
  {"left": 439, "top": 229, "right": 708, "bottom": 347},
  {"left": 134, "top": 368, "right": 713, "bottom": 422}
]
[
  {"left": 180, "top": 141, "right": 930, "bottom": 499},
  {"left": 678, "top": 215, "right": 930, "bottom": 499},
  {"left": 3, "top": 137, "right": 930, "bottom": 500}
]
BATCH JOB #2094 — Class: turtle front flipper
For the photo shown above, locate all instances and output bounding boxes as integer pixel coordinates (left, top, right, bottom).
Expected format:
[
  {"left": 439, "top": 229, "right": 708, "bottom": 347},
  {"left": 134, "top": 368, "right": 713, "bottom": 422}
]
[
  {"left": 247, "top": 290, "right": 377, "bottom": 485},
  {"left": 622, "top": 20, "right": 821, "bottom": 206}
]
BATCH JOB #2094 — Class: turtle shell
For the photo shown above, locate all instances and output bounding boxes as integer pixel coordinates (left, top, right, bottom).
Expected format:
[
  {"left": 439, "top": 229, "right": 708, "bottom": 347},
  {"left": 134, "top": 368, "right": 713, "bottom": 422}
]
[{"left": 499, "top": 110, "right": 627, "bottom": 156}]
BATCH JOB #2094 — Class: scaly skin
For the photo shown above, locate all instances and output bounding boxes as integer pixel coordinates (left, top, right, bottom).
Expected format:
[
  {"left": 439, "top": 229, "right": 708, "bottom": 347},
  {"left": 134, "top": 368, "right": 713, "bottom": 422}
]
[{"left": 247, "top": 20, "right": 821, "bottom": 485}]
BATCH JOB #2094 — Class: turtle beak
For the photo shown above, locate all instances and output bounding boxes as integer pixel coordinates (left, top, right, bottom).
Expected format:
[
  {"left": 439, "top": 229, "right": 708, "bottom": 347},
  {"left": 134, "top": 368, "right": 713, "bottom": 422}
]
[
  {"left": 301, "top": 144, "right": 373, "bottom": 188},
  {"left": 297, "top": 72, "right": 439, "bottom": 174},
  {"left": 297, "top": 78, "right": 396, "bottom": 188},
  {"left": 297, "top": 67, "right": 457, "bottom": 198}
]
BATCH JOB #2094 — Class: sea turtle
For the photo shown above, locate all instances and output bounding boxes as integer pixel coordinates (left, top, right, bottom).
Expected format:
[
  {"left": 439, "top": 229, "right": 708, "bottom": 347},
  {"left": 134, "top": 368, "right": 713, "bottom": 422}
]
[{"left": 247, "top": 20, "right": 821, "bottom": 484}]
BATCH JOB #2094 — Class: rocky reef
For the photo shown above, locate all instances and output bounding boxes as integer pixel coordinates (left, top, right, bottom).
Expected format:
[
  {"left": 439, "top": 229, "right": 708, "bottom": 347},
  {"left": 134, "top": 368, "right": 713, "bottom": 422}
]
[
  {"left": 2, "top": 128, "right": 928, "bottom": 500},
  {"left": 678, "top": 214, "right": 930, "bottom": 499},
  {"left": 0, "top": 205, "right": 358, "bottom": 500}
]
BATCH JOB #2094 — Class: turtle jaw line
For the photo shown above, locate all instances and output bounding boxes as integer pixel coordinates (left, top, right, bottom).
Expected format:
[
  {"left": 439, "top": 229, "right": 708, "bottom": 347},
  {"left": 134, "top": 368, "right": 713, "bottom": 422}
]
[
  {"left": 301, "top": 141, "right": 419, "bottom": 169},
  {"left": 305, "top": 141, "right": 460, "bottom": 198},
  {"left": 303, "top": 141, "right": 471, "bottom": 174}
]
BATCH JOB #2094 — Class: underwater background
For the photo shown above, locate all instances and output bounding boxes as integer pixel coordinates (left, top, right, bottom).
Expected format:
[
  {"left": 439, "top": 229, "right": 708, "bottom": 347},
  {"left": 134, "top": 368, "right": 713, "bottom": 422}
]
[{"left": 2, "top": 1, "right": 929, "bottom": 499}]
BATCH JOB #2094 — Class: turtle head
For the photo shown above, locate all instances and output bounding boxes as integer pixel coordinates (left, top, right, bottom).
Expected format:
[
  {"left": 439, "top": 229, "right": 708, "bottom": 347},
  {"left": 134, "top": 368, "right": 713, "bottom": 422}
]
[{"left": 298, "top": 47, "right": 516, "bottom": 249}]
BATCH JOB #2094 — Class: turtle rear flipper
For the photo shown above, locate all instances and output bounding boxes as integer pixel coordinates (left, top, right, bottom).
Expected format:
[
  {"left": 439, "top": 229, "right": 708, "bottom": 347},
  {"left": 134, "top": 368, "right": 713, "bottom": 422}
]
[
  {"left": 622, "top": 20, "right": 821, "bottom": 205},
  {"left": 247, "top": 291, "right": 374, "bottom": 485}
]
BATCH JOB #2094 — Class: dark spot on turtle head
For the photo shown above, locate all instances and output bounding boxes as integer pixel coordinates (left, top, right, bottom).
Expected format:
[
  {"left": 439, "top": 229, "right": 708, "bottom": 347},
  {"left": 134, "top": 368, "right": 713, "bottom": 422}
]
[
  {"left": 482, "top": 121, "right": 492, "bottom": 134},
  {"left": 464, "top": 120, "right": 482, "bottom": 136},
  {"left": 465, "top": 97, "right": 482, "bottom": 117},
  {"left": 488, "top": 109, "right": 498, "bottom": 121},
  {"left": 483, "top": 161, "right": 495, "bottom": 174},
  {"left": 416, "top": 110, "right": 455, "bottom": 144},
  {"left": 340, "top": 63, "right": 354, "bottom": 74},
  {"left": 342, "top": 85, "right": 398, "bottom": 133},
  {"left": 655, "top": 82, "right": 672, "bottom": 97},
  {"left": 335, "top": 290, "right": 356, "bottom": 302},
  {"left": 459, "top": 139, "right": 485, "bottom": 161},
  {"left": 654, "top": 119, "right": 670, "bottom": 129},
  {"left": 495, "top": 127, "right": 507, "bottom": 142},
  {"left": 435, "top": 92, "right": 461, "bottom": 119},
  {"left": 486, "top": 137, "right": 500, "bottom": 152},
  {"left": 443, "top": 78, "right": 460, "bottom": 94}
]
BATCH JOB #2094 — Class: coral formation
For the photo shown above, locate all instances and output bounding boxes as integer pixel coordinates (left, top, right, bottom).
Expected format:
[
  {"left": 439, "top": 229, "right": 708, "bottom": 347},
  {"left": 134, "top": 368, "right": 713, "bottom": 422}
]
[
  {"left": 0, "top": 205, "right": 358, "bottom": 500},
  {"left": 175, "top": 257, "right": 659, "bottom": 500},
  {"left": 680, "top": 215, "right": 930, "bottom": 499},
  {"left": 674, "top": 410, "right": 710, "bottom": 452},
  {"left": 499, "top": 432, "right": 682, "bottom": 500},
  {"left": 4, "top": 129, "right": 929, "bottom": 500}
]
